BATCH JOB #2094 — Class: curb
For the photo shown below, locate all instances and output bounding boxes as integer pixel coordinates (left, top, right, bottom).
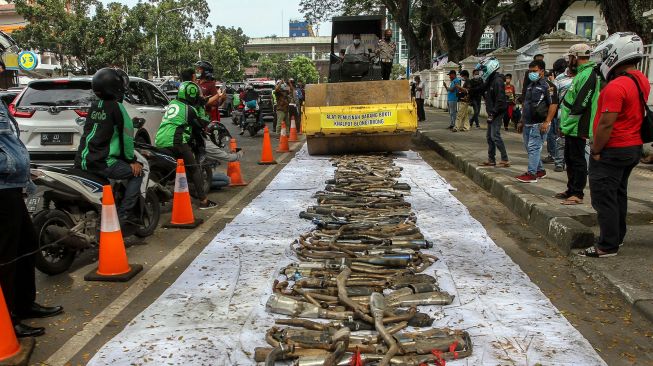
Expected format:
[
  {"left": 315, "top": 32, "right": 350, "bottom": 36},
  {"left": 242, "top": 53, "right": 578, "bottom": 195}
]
[
  {"left": 416, "top": 130, "right": 594, "bottom": 254},
  {"left": 417, "top": 128, "right": 653, "bottom": 323}
]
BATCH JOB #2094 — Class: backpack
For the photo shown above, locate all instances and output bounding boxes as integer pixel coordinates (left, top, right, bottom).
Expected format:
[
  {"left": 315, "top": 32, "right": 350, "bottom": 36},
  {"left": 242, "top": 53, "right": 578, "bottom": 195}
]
[{"left": 623, "top": 73, "right": 653, "bottom": 143}]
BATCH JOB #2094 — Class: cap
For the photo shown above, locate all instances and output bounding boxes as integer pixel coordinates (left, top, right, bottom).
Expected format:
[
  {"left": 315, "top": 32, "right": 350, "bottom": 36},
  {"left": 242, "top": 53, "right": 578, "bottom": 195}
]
[{"left": 567, "top": 43, "right": 592, "bottom": 58}]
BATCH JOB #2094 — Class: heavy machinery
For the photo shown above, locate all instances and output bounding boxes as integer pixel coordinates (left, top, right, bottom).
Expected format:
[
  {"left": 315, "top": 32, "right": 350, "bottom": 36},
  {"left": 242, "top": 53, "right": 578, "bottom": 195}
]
[{"left": 303, "top": 15, "right": 417, "bottom": 155}]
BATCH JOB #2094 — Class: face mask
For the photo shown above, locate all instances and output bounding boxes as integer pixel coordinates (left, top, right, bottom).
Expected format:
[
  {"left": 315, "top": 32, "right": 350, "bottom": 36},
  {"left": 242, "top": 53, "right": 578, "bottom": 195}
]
[
  {"left": 385, "top": 35, "right": 391, "bottom": 41},
  {"left": 353, "top": 39, "right": 361, "bottom": 46},
  {"left": 195, "top": 72, "right": 202, "bottom": 79},
  {"left": 474, "top": 74, "right": 481, "bottom": 79},
  {"left": 528, "top": 72, "right": 540, "bottom": 82}
]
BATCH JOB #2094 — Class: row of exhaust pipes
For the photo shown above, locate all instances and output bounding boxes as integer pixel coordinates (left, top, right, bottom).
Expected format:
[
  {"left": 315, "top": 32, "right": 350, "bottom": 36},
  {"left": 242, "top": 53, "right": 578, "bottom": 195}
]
[{"left": 256, "top": 155, "right": 472, "bottom": 365}]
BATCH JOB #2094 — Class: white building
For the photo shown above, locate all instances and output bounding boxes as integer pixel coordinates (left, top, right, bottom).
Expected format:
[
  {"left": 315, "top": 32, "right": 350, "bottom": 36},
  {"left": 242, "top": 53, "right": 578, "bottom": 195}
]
[{"left": 556, "top": 1, "right": 608, "bottom": 41}]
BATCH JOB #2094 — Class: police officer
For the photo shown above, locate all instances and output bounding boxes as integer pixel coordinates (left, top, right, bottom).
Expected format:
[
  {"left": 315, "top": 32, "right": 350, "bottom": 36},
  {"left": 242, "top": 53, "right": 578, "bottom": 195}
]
[{"left": 375, "top": 28, "right": 397, "bottom": 80}]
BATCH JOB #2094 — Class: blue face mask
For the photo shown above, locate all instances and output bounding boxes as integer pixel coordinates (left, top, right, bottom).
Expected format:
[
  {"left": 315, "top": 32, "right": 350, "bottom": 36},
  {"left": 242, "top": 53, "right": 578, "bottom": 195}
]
[{"left": 528, "top": 72, "right": 541, "bottom": 82}]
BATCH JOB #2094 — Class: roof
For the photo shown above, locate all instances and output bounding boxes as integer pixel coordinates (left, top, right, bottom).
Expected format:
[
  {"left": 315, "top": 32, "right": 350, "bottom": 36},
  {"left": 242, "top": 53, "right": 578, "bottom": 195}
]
[
  {"left": 27, "top": 76, "right": 149, "bottom": 84},
  {"left": 247, "top": 36, "right": 330, "bottom": 46},
  {"left": 331, "top": 15, "right": 385, "bottom": 38}
]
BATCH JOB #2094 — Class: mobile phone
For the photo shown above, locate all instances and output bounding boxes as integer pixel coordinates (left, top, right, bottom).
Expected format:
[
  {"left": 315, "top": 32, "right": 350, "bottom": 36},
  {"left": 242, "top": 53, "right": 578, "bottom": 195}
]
[{"left": 236, "top": 148, "right": 242, "bottom": 152}]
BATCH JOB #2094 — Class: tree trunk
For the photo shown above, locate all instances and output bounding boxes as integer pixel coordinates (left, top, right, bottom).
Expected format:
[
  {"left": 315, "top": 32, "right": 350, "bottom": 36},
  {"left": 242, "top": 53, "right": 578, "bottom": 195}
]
[
  {"left": 598, "top": 0, "right": 650, "bottom": 43},
  {"left": 501, "top": 0, "right": 575, "bottom": 48}
]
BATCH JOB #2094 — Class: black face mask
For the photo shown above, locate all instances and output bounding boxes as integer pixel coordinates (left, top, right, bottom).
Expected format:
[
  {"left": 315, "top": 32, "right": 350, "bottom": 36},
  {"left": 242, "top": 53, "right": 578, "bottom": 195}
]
[{"left": 385, "top": 35, "right": 392, "bottom": 41}]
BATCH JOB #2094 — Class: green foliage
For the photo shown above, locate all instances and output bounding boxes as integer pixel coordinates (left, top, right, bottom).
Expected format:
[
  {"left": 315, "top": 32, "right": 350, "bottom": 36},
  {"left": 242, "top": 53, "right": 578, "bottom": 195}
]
[
  {"left": 390, "top": 63, "right": 406, "bottom": 80},
  {"left": 256, "top": 54, "right": 289, "bottom": 80},
  {"left": 289, "top": 56, "right": 319, "bottom": 84}
]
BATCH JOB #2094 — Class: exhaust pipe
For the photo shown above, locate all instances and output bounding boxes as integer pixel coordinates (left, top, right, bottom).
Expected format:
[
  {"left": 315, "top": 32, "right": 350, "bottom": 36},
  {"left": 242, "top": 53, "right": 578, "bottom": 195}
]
[
  {"left": 45, "top": 225, "right": 92, "bottom": 249},
  {"left": 266, "top": 294, "right": 353, "bottom": 320}
]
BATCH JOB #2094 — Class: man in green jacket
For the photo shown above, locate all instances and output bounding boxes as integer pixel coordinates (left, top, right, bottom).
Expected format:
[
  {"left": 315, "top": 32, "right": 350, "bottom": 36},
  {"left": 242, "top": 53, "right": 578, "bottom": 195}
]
[
  {"left": 556, "top": 43, "right": 600, "bottom": 205},
  {"left": 155, "top": 81, "right": 217, "bottom": 209}
]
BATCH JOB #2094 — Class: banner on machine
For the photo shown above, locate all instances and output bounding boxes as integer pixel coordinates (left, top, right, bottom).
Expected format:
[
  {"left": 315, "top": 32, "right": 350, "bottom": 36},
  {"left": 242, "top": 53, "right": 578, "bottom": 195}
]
[{"left": 320, "top": 110, "right": 397, "bottom": 129}]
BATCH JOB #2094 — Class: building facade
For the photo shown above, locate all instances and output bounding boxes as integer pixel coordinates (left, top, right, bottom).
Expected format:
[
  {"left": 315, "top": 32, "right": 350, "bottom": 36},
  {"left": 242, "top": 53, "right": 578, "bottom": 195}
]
[
  {"left": 244, "top": 36, "right": 331, "bottom": 80},
  {"left": 288, "top": 20, "right": 314, "bottom": 37}
]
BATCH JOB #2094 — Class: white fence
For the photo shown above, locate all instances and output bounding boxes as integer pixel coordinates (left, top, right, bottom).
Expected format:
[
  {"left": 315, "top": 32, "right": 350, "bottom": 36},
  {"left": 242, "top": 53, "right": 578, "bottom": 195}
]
[{"left": 637, "top": 44, "right": 653, "bottom": 106}]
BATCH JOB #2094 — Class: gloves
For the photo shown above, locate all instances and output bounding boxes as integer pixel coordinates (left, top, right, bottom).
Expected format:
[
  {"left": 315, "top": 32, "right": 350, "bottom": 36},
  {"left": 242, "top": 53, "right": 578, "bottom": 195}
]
[{"left": 236, "top": 150, "right": 244, "bottom": 160}]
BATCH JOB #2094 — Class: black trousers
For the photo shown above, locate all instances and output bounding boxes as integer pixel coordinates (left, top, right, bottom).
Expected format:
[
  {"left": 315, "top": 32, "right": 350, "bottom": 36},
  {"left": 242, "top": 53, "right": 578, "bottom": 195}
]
[
  {"left": 381, "top": 62, "right": 393, "bottom": 80},
  {"left": 0, "top": 188, "right": 37, "bottom": 317},
  {"left": 161, "top": 144, "right": 207, "bottom": 201},
  {"left": 589, "top": 145, "right": 641, "bottom": 251},
  {"left": 564, "top": 135, "right": 588, "bottom": 198},
  {"left": 416, "top": 98, "right": 425, "bottom": 121},
  {"left": 288, "top": 105, "right": 299, "bottom": 127}
]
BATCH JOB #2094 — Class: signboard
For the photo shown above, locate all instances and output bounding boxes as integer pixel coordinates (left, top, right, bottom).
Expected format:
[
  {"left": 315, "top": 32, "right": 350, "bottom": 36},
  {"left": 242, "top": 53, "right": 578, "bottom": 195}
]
[
  {"left": 321, "top": 110, "right": 397, "bottom": 129},
  {"left": 18, "top": 51, "right": 38, "bottom": 71}
]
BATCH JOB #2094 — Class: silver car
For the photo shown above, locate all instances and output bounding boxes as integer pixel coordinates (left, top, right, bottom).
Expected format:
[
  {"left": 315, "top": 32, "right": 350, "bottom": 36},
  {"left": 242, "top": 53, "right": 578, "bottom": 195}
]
[{"left": 10, "top": 76, "right": 170, "bottom": 163}]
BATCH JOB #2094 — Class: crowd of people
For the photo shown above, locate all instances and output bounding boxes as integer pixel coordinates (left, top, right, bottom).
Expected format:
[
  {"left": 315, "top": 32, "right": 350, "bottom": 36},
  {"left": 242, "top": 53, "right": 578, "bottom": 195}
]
[{"left": 428, "top": 32, "right": 650, "bottom": 258}]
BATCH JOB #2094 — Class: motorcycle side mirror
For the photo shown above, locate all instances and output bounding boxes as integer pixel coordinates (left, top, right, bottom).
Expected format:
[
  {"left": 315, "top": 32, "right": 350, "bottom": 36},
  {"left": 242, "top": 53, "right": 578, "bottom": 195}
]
[
  {"left": 75, "top": 117, "right": 86, "bottom": 126},
  {"left": 132, "top": 117, "right": 146, "bottom": 129}
]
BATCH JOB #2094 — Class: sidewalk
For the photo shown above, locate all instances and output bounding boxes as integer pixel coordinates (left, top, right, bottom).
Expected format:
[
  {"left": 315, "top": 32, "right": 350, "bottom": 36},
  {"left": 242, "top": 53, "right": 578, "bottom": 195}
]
[{"left": 418, "top": 107, "right": 653, "bottom": 322}]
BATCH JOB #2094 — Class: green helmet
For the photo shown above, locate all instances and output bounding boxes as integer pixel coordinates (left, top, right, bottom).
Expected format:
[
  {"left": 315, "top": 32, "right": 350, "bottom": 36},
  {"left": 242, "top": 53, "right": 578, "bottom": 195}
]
[{"left": 177, "top": 81, "right": 200, "bottom": 104}]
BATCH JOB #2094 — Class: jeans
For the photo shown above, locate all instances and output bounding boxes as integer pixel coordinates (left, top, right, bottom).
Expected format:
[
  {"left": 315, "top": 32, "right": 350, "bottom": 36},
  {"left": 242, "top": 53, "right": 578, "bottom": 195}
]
[
  {"left": 0, "top": 188, "right": 37, "bottom": 317},
  {"left": 102, "top": 160, "right": 144, "bottom": 218},
  {"left": 563, "top": 135, "right": 588, "bottom": 199},
  {"left": 469, "top": 99, "right": 481, "bottom": 127},
  {"left": 522, "top": 123, "right": 548, "bottom": 175},
  {"left": 160, "top": 144, "right": 207, "bottom": 201},
  {"left": 486, "top": 115, "right": 509, "bottom": 163},
  {"left": 416, "top": 98, "right": 425, "bottom": 121},
  {"left": 447, "top": 101, "right": 457, "bottom": 127},
  {"left": 211, "top": 172, "right": 230, "bottom": 190},
  {"left": 454, "top": 102, "right": 469, "bottom": 131},
  {"left": 589, "top": 146, "right": 642, "bottom": 251},
  {"left": 546, "top": 118, "right": 563, "bottom": 167}
]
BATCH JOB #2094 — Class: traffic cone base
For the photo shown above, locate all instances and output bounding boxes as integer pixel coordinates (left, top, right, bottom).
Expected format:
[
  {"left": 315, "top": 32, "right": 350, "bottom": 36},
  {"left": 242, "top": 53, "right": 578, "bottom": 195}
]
[
  {"left": 0, "top": 338, "right": 35, "bottom": 366},
  {"left": 85, "top": 185, "right": 142, "bottom": 282},
  {"left": 165, "top": 160, "right": 203, "bottom": 229}
]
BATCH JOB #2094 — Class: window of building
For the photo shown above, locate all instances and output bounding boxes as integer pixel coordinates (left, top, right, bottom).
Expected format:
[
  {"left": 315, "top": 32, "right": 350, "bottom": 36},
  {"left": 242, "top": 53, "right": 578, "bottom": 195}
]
[
  {"left": 558, "top": 22, "right": 566, "bottom": 31},
  {"left": 576, "top": 16, "right": 593, "bottom": 39},
  {"left": 478, "top": 33, "right": 494, "bottom": 50}
]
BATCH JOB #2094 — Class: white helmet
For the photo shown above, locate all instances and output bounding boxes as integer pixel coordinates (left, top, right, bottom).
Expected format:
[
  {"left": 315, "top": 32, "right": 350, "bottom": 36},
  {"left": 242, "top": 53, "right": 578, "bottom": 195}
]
[
  {"left": 475, "top": 57, "right": 501, "bottom": 81},
  {"left": 591, "top": 32, "right": 644, "bottom": 80}
]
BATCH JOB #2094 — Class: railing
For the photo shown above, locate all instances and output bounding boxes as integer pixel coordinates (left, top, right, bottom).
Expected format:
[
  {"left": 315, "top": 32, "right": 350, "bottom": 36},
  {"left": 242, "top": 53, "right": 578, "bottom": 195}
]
[{"left": 638, "top": 44, "right": 653, "bottom": 105}]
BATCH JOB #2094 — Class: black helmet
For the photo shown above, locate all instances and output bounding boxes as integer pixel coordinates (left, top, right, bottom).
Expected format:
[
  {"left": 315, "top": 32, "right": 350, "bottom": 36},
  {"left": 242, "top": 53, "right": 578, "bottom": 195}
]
[
  {"left": 207, "top": 122, "right": 231, "bottom": 148},
  {"left": 92, "top": 67, "right": 129, "bottom": 101},
  {"left": 194, "top": 60, "right": 214, "bottom": 79}
]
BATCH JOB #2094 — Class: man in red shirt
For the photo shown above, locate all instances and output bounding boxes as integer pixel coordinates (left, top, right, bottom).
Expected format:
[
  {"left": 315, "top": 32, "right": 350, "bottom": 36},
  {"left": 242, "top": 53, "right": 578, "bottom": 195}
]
[
  {"left": 579, "top": 32, "right": 649, "bottom": 258},
  {"left": 194, "top": 61, "right": 222, "bottom": 122}
]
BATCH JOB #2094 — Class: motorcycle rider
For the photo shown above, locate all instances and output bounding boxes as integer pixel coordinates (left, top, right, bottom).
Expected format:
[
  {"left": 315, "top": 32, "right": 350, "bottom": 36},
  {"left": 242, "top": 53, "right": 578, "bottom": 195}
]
[
  {"left": 240, "top": 84, "right": 260, "bottom": 135},
  {"left": 75, "top": 68, "right": 143, "bottom": 223},
  {"left": 204, "top": 123, "right": 243, "bottom": 189},
  {"left": 194, "top": 60, "right": 222, "bottom": 122},
  {"left": 154, "top": 81, "right": 217, "bottom": 209}
]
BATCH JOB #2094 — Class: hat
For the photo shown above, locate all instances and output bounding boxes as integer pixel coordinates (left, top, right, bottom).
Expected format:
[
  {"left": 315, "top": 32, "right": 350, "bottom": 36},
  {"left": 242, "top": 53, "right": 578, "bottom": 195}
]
[
  {"left": 567, "top": 43, "right": 592, "bottom": 58},
  {"left": 448, "top": 70, "right": 457, "bottom": 75}
]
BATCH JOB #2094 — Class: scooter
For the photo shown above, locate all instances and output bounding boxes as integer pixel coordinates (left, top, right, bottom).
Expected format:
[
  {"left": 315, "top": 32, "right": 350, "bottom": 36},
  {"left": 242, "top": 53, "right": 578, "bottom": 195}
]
[
  {"left": 242, "top": 100, "right": 265, "bottom": 137},
  {"left": 27, "top": 150, "right": 163, "bottom": 275},
  {"left": 232, "top": 102, "right": 244, "bottom": 126}
]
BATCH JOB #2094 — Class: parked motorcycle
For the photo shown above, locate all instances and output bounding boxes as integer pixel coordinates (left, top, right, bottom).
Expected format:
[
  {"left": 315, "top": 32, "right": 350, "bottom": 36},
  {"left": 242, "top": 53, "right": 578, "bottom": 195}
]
[{"left": 28, "top": 151, "right": 162, "bottom": 275}]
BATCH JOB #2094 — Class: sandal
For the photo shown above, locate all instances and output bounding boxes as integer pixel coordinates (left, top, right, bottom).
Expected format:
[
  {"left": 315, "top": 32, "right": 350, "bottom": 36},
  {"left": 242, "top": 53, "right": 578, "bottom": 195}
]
[
  {"left": 561, "top": 196, "right": 583, "bottom": 205},
  {"left": 497, "top": 160, "right": 511, "bottom": 167},
  {"left": 577, "top": 246, "right": 618, "bottom": 258},
  {"left": 554, "top": 192, "right": 570, "bottom": 199},
  {"left": 478, "top": 161, "right": 496, "bottom": 167}
]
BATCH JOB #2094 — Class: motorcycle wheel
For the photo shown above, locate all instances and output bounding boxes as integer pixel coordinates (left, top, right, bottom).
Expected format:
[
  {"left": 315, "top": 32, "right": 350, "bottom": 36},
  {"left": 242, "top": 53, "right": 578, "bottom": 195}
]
[
  {"left": 135, "top": 189, "right": 161, "bottom": 238},
  {"left": 33, "top": 209, "right": 77, "bottom": 275},
  {"left": 248, "top": 125, "right": 259, "bottom": 137}
]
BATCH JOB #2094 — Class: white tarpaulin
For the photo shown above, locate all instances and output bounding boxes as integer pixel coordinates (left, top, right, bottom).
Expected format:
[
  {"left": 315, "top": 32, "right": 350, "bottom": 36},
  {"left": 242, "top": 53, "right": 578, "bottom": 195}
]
[{"left": 88, "top": 148, "right": 606, "bottom": 366}]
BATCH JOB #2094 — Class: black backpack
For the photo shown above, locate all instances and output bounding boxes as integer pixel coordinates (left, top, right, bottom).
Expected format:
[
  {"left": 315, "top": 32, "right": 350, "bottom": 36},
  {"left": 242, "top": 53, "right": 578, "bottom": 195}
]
[{"left": 623, "top": 73, "right": 653, "bottom": 143}]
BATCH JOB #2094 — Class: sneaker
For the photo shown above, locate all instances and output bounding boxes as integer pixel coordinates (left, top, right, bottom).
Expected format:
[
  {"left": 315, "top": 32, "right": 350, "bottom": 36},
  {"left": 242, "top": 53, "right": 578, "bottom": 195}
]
[
  {"left": 536, "top": 169, "right": 547, "bottom": 178},
  {"left": 516, "top": 173, "right": 538, "bottom": 183},
  {"left": 542, "top": 156, "right": 555, "bottom": 164},
  {"left": 554, "top": 165, "right": 564, "bottom": 172},
  {"left": 578, "top": 246, "right": 618, "bottom": 258},
  {"left": 239, "top": 129, "right": 245, "bottom": 136},
  {"left": 199, "top": 199, "right": 218, "bottom": 210}
]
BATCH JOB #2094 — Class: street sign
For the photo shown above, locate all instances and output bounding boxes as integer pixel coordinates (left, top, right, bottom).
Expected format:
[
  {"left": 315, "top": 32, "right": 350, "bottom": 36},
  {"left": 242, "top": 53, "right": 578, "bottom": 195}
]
[{"left": 18, "top": 51, "right": 38, "bottom": 71}]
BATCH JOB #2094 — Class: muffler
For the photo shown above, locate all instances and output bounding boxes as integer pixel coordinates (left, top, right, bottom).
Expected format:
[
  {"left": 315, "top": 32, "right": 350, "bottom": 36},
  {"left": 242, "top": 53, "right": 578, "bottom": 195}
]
[{"left": 45, "top": 225, "right": 92, "bottom": 249}]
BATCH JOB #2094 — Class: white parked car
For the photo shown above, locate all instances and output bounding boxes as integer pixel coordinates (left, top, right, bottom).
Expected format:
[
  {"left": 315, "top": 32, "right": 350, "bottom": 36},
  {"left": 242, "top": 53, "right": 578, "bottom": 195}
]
[{"left": 9, "top": 76, "right": 170, "bottom": 163}]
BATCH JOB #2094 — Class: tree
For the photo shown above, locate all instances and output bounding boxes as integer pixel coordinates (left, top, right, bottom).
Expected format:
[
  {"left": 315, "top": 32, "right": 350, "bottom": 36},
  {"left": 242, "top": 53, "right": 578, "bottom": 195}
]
[
  {"left": 289, "top": 56, "right": 319, "bottom": 83},
  {"left": 256, "top": 54, "right": 290, "bottom": 80},
  {"left": 390, "top": 63, "right": 406, "bottom": 80},
  {"left": 499, "top": 0, "right": 576, "bottom": 48},
  {"left": 597, "top": 0, "right": 652, "bottom": 44}
]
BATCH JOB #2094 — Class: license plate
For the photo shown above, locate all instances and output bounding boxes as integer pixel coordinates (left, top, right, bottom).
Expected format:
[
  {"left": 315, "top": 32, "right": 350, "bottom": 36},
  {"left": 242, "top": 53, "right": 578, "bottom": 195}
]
[
  {"left": 25, "top": 196, "right": 41, "bottom": 213},
  {"left": 41, "top": 132, "right": 73, "bottom": 145}
]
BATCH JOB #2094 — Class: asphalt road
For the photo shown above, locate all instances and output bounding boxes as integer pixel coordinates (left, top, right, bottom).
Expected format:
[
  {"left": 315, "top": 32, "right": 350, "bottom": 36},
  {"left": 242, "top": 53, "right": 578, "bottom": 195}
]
[{"left": 23, "top": 127, "right": 653, "bottom": 365}]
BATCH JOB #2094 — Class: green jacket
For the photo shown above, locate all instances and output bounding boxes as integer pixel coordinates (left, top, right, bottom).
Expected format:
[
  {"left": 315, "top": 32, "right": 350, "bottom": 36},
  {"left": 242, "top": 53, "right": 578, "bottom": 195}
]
[
  {"left": 233, "top": 93, "right": 241, "bottom": 106},
  {"left": 155, "top": 99, "right": 199, "bottom": 148},
  {"left": 560, "top": 61, "right": 600, "bottom": 138}
]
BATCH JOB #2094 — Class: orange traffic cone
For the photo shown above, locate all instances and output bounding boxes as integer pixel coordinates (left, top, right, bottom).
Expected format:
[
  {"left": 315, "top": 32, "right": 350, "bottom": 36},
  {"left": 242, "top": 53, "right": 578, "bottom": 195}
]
[
  {"left": 85, "top": 185, "right": 143, "bottom": 282},
  {"left": 258, "top": 126, "right": 277, "bottom": 165},
  {"left": 227, "top": 138, "right": 247, "bottom": 186},
  {"left": 0, "top": 285, "right": 35, "bottom": 364},
  {"left": 276, "top": 121, "right": 291, "bottom": 153},
  {"left": 289, "top": 116, "right": 299, "bottom": 142},
  {"left": 164, "top": 160, "right": 204, "bottom": 229}
]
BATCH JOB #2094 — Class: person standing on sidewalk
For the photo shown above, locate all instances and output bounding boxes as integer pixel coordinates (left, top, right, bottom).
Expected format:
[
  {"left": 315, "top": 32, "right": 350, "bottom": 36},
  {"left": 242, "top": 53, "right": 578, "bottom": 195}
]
[
  {"left": 414, "top": 75, "right": 426, "bottom": 122},
  {"left": 503, "top": 74, "right": 516, "bottom": 131},
  {"left": 477, "top": 57, "right": 510, "bottom": 167},
  {"left": 557, "top": 43, "right": 600, "bottom": 205},
  {"left": 516, "top": 59, "right": 558, "bottom": 183},
  {"left": 453, "top": 70, "right": 471, "bottom": 132},
  {"left": 468, "top": 69, "right": 484, "bottom": 129},
  {"left": 579, "top": 32, "right": 648, "bottom": 258},
  {"left": 521, "top": 54, "right": 545, "bottom": 100},
  {"left": 543, "top": 58, "right": 570, "bottom": 172},
  {"left": 442, "top": 70, "right": 460, "bottom": 130}
]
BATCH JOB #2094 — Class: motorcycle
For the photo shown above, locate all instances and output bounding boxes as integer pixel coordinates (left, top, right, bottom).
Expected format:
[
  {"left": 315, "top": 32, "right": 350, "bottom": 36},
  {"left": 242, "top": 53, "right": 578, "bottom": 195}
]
[
  {"left": 27, "top": 150, "right": 163, "bottom": 275},
  {"left": 232, "top": 102, "right": 244, "bottom": 126},
  {"left": 242, "top": 99, "right": 265, "bottom": 137}
]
